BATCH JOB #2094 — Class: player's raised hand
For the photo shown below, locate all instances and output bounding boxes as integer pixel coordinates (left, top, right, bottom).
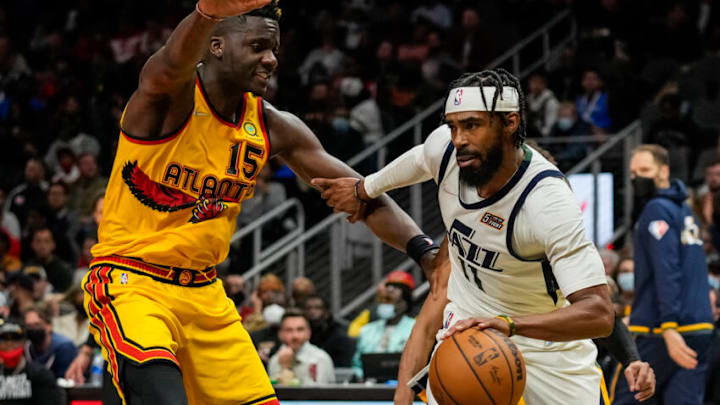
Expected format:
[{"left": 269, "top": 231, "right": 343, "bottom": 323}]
[
  {"left": 441, "top": 318, "right": 511, "bottom": 340},
  {"left": 662, "top": 328, "right": 698, "bottom": 369},
  {"left": 624, "top": 360, "right": 655, "bottom": 402},
  {"left": 311, "top": 177, "right": 367, "bottom": 222},
  {"left": 197, "top": 0, "right": 272, "bottom": 19}
]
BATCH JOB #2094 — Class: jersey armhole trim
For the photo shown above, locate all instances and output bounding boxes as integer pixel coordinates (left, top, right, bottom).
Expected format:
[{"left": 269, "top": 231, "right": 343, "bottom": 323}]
[
  {"left": 437, "top": 141, "right": 455, "bottom": 185},
  {"left": 121, "top": 108, "right": 192, "bottom": 145},
  {"left": 257, "top": 97, "right": 271, "bottom": 157},
  {"left": 505, "top": 169, "right": 565, "bottom": 262}
]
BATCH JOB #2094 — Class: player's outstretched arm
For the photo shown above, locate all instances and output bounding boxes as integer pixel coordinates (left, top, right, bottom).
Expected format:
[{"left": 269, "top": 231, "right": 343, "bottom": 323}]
[
  {"left": 123, "top": 0, "right": 270, "bottom": 138},
  {"left": 268, "top": 105, "right": 435, "bottom": 257},
  {"left": 312, "top": 143, "right": 433, "bottom": 217},
  {"left": 395, "top": 240, "right": 450, "bottom": 405}
]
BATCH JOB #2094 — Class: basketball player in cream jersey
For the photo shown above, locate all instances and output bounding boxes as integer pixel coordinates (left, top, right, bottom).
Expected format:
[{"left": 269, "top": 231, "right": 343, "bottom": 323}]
[{"left": 313, "top": 69, "right": 655, "bottom": 404}]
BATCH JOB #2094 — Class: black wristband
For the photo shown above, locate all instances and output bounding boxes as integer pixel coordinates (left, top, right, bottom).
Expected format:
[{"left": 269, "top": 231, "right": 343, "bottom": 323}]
[
  {"left": 406, "top": 235, "right": 440, "bottom": 266},
  {"left": 593, "top": 316, "right": 641, "bottom": 366},
  {"left": 354, "top": 179, "right": 371, "bottom": 203}
]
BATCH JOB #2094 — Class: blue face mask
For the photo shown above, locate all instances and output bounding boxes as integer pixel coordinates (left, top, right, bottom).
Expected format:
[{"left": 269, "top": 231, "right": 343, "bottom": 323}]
[
  {"left": 617, "top": 272, "right": 634, "bottom": 292},
  {"left": 709, "top": 276, "right": 720, "bottom": 291},
  {"left": 376, "top": 303, "right": 396, "bottom": 320},
  {"left": 332, "top": 117, "right": 350, "bottom": 134},
  {"left": 557, "top": 117, "right": 575, "bottom": 131}
]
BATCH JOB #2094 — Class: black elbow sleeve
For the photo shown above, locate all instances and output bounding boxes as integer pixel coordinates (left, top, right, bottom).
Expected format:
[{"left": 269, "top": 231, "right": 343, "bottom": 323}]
[{"left": 593, "top": 316, "right": 641, "bottom": 366}]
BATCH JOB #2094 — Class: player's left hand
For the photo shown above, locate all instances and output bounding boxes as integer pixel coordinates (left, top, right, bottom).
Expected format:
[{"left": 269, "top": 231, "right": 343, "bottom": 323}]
[
  {"left": 441, "top": 317, "right": 511, "bottom": 339},
  {"left": 624, "top": 360, "right": 655, "bottom": 402},
  {"left": 311, "top": 177, "right": 367, "bottom": 223}
]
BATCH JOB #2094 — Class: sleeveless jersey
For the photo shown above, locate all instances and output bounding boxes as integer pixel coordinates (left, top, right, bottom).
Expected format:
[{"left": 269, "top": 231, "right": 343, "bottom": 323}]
[{"left": 92, "top": 76, "right": 270, "bottom": 269}]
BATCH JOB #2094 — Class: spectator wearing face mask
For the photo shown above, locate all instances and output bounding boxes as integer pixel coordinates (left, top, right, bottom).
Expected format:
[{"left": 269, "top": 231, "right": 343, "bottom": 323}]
[
  {"left": 0, "top": 320, "right": 61, "bottom": 405},
  {"left": 352, "top": 271, "right": 415, "bottom": 379},
  {"left": 250, "top": 298, "right": 287, "bottom": 367},
  {"left": 223, "top": 274, "right": 251, "bottom": 318},
  {"left": 615, "top": 145, "right": 713, "bottom": 405},
  {"left": 23, "top": 304, "right": 77, "bottom": 379},
  {"left": 615, "top": 257, "right": 635, "bottom": 320},
  {"left": 244, "top": 273, "right": 287, "bottom": 333},
  {"left": 549, "top": 101, "right": 592, "bottom": 171}
]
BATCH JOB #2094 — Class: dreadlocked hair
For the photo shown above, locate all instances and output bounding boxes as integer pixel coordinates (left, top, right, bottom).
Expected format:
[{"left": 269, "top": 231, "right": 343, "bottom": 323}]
[
  {"left": 214, "top": 0, "right": 282, "bottom": 35},
  {"left": 442, "top": 68, "right": 527, "bottom": 147}
]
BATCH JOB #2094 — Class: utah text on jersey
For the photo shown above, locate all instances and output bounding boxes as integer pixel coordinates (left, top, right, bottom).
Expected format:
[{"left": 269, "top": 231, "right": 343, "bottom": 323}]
[{"left": 449, "top": 218, "right": 503, "bottom": 291}]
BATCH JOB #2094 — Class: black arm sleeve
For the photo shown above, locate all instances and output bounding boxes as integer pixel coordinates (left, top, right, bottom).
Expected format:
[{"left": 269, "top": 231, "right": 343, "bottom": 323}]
[{"left": 593, "top": 316, "right": 641, "bottom": 366}]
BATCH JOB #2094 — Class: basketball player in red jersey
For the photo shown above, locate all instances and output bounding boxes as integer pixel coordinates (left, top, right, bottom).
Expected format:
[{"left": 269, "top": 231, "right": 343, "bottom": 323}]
[{"left": 83, "top": 1, "right": 440, "bottom": 404}]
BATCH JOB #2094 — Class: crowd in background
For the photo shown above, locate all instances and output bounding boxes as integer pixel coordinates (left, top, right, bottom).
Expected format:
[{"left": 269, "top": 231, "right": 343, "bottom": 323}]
[{"left": 3, "top": 0, "right": 720, "bottom": 403}]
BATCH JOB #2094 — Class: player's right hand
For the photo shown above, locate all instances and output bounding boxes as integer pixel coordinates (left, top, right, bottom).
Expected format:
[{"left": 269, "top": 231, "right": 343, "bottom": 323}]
[
  {"left": 441, "top": 318, "right": 511, "bottom": 340},
  {"left": 197, "top": 0, "right": 271, "bottom": 19},
  {"left": 662, "top": 328, "right": 697, "bottom": 369}
]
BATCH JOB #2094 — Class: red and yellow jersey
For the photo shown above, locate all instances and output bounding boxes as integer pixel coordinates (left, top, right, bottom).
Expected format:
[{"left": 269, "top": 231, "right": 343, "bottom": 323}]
[{"left": 92, "top": 77, "right": 270, "bottom": 269}]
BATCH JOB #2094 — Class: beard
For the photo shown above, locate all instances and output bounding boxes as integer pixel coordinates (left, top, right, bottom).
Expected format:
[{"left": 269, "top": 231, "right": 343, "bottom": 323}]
[{"left": 457, "top": 136, "right": 505, "bottom": 188}]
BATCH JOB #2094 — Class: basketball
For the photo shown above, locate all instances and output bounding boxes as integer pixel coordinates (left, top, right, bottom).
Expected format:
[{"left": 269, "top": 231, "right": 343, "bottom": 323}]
[{"left": 429, "top": 328, "right": 526, "bottom": 405}]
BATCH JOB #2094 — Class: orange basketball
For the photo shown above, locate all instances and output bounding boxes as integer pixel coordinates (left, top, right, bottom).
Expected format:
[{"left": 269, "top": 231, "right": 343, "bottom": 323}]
[{"left": 428, "top": 328, "right": 526, "bottom": 405}]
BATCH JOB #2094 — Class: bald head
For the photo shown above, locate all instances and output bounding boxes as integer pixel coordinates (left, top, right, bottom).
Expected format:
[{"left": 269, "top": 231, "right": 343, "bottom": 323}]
[{"left": 292, "top": 277, "right": 316, "bottom": 307}]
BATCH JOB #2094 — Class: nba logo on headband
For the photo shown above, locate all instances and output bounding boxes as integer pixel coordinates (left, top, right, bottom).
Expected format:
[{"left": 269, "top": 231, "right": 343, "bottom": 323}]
[{"left": 453, "top": 88, "right": 463, "bottom": 106}]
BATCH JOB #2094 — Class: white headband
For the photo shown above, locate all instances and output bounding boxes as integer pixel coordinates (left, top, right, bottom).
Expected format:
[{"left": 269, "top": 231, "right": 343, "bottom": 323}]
[{"left": 444, "top": 86, "right": 520, "bottom": 115}]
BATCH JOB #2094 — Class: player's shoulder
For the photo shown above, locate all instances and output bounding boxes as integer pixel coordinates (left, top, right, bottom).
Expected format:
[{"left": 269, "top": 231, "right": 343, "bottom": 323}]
[
  {"left": 423, "top": 125, "right": 454, "bottom": 175},
  {"left": 261, "top": 101, "right": 317, "bottom": 156},
  {"left": 521, "top": 175, "right": 575, "bottom": 216},
  {"left": 425, "top": 124, "right": 452, "bottom": 147}
]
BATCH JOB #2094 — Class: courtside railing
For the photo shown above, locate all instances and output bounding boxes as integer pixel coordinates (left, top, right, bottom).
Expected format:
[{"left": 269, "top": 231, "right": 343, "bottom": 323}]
[{"left": 229, "top": 198, "right": 305, "bottom": 289}]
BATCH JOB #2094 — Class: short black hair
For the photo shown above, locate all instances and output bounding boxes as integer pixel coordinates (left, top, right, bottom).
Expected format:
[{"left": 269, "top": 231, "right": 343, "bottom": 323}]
[
  {"left": 281, "top": 307, "right": 310, "bottom": 327},
  {"left": 214, "top": 0, "right": 282, "bottom": 35},
  {"left": 443, "top": 68, "right": 527, "bottom": 147}
]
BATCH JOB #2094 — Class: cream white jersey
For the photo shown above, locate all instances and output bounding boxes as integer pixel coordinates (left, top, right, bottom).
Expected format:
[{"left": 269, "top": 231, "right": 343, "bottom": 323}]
[{"left": 365, "top": 125, "right": 607, "bottom": 318}]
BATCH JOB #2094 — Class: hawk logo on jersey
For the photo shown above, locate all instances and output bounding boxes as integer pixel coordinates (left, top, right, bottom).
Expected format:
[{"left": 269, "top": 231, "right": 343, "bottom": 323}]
[
  {"left": 453, "top": 88, "right": 463, "bottom": 105},
  {"left": 480, "top": 212, "right": 505, "bottom": 230},
  {"left": 122, "top": 161, "right": 227, "bottom": 224},
  {"left": 190, "top": 197, "right": 227, "bottom": 223},
  {"left": 648, "top": 220, "right": 669, "bottom": 240}
]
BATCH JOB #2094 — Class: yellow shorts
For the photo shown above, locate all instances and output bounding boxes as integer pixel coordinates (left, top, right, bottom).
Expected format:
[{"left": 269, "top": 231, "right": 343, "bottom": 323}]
[{"left": 83, "top": 256, "right": 278, "bottom": 405}]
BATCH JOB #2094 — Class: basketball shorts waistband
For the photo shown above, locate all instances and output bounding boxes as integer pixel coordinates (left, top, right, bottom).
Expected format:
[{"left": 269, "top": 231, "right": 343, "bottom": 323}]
[{"left": 90, "top": 255, "right": 217, "bottom": 287}]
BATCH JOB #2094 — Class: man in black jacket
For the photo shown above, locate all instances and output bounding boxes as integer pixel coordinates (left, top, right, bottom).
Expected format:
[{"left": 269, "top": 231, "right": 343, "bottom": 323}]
[
  {"left": 0, "top": 320, "right": 61, "bottom": 405},
  {"left": 304, "top": 296, "right": 355, "bottom": 368}
]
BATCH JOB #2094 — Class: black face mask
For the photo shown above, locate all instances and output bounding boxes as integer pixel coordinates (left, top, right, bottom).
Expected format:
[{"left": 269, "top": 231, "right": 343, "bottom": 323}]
[
  {"left": 26, "top": 328, "right": 47, "bottom": 346},
  {"left": 230, "top": 292, "right": 245, "bottom": 306},
  {"left": 631, "top": 176, "right": 657, "bottom": 223}
]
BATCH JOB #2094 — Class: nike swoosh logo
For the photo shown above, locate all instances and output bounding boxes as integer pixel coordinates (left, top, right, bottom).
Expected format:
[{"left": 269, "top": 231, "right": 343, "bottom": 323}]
[{"left": 194, "top": 111, "right": 209, "bottom": 117}]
